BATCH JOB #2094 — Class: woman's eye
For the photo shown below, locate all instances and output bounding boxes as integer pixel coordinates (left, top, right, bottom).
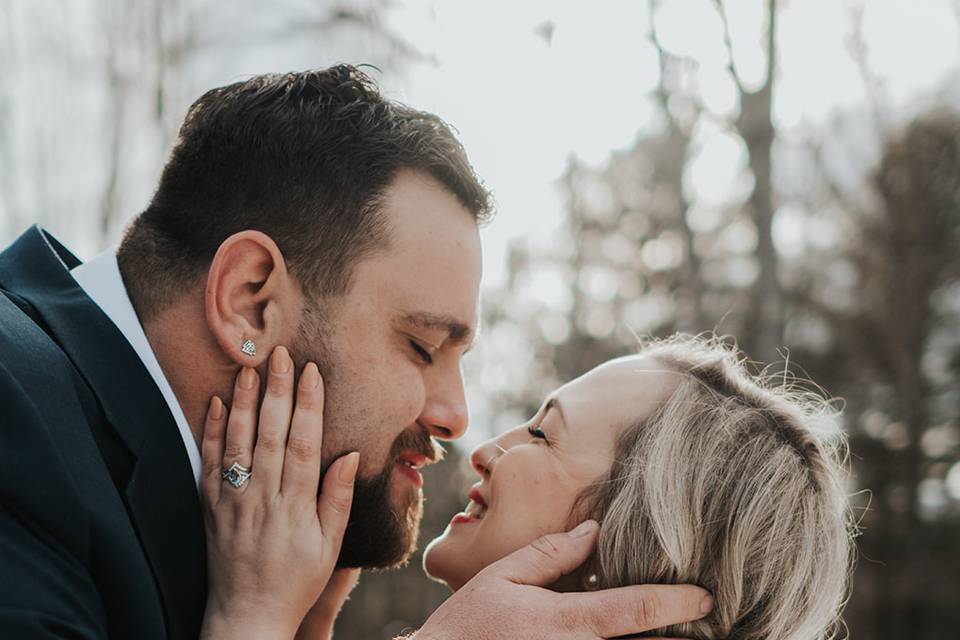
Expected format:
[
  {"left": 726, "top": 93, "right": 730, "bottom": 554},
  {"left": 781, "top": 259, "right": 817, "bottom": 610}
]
[
  {"left": 409, "top": 340, "right": 434, "bottom": 365},
  {"left": 527, "top": 425, "right": 548, "bottom": 442}
]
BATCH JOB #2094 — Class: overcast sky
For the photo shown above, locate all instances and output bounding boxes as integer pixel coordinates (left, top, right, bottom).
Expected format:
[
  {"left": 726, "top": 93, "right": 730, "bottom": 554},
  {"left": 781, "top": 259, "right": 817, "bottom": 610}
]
[{"left": 382, "top": 0, "right": 959, "bottom": 289}]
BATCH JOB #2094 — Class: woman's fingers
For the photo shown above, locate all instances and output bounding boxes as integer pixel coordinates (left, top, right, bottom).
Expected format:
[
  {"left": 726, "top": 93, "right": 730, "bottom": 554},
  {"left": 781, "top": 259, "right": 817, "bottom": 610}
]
[
  {"left": 280, "top": 363, "right": 326, "bottom": 497},
  {"left": 201, "top": 354, "right": 356, "bottom": 636},
  {"left": 200, "top": 396, "right": 227, "bottom": 510},
  {"left": 221, "top": 366, "right": 259, "bottom": 494},
  {"left": 251, "top": 346, "right": 295, "bottom": 496},
  {"left": 317, "top": 452, "right": 359, "bottom": 548}
]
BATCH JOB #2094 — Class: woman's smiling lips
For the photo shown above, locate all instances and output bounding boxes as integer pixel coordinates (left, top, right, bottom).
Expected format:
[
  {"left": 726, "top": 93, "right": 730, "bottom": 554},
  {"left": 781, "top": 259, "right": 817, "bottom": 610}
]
[{"left": 450, "top": 486, "right": 488, "bottom": 526}]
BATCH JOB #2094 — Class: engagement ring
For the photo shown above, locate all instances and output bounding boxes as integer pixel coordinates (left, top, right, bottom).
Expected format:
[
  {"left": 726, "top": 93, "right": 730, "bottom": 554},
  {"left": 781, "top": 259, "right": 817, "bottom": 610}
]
[{"left": 222, "top": 462, "right": 252, "bottom": 489}]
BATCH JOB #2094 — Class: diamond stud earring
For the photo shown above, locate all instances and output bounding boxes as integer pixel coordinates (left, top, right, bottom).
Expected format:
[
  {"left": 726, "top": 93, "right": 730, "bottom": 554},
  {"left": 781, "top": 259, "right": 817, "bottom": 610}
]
[{"left": 240, "top": 339, "right": 257, "bottom": 357}]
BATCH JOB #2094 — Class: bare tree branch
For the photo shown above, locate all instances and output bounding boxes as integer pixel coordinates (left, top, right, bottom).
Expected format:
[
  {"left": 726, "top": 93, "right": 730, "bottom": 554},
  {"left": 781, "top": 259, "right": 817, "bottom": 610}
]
[
  {"left": 712, "top": 0, "right": 745, "bottom": 95},
  {"left": 804, "top": 138, "right": 873, "bottom": 222},
  {"left": 845, "top": 2, "right": 890, "bottom": 138},
  {"left": 646, "top": 0, "right": 670, "bottom": 113},
  {"left": 765, "top": 0, "right": 776, "bottom": 89}
]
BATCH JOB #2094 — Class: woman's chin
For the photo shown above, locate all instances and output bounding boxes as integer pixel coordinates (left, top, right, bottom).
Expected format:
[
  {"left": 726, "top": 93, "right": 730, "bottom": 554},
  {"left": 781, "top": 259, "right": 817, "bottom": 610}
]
[{"left": 422, "top": 536, "right": 470, "bottom": 592}]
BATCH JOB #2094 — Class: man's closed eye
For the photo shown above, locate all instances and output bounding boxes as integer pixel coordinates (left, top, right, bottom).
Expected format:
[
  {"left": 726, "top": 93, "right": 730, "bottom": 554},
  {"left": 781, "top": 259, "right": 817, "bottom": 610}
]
[{"left": 410, "top": 339, "right": 434, "bottom": 365}]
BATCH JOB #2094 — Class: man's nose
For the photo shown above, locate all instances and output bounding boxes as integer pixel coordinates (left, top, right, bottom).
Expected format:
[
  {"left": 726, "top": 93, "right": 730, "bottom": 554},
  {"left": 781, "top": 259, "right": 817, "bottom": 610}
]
[{"left": 419, "top": 363, "right": 468, "bottom": 441}]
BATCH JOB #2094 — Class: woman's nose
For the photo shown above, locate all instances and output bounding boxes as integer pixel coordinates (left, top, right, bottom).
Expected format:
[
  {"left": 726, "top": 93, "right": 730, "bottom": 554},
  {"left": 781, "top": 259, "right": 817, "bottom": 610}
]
[{"left": 469, "top": 438, "right": 508, "bottom": 477}]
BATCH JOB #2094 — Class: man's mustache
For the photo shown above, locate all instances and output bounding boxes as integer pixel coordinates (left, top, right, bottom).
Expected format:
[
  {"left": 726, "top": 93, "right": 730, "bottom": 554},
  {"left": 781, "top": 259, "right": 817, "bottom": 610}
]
[{"left": 390, "top": 428, "right": 445, "bottom": 465}]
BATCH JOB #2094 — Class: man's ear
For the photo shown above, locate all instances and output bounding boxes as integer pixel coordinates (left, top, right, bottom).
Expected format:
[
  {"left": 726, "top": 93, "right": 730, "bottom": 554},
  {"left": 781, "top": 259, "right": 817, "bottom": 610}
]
[{"left": 204, "top": 230, "right": 297, "bottom": 365}]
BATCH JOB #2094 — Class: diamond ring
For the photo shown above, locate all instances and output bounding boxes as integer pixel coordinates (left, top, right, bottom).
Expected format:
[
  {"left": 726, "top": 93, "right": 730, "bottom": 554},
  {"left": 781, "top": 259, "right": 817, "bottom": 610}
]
[{"left": 222, "top": 462, "right": 253, "bottom": 489}]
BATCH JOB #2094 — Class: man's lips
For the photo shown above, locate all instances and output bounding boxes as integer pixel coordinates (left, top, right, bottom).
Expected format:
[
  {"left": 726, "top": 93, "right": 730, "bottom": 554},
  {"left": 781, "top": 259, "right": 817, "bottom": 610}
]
[
  {"left": 397, "top": 452, "right": 430, "bottom": 470},
  {"left": 395, "top": 452, "right": 430, "bottom": 489}
]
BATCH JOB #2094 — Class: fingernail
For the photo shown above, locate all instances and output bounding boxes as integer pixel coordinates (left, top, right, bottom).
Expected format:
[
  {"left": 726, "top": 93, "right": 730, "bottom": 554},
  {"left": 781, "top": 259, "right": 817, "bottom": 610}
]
[
  {"left": 569, "top": 520, "right": 598, "bottom": 538},
  {"left": 339, "top": 452, "right": 360, "bottom": 482},
  {"left": 700, "top": 594, "right": 714, "bottom": 614},
  {"left": 270, "top": 345, "right": 291, "bottom": 374},
  {"left": 300, "top": 362, "right": 320, "bottom": 390},
  {"left": 239, "top": 367, "right": 257, "bottom": 390},
  {"left": 209, "top": 396, "right": 224, "bottom": 420}
]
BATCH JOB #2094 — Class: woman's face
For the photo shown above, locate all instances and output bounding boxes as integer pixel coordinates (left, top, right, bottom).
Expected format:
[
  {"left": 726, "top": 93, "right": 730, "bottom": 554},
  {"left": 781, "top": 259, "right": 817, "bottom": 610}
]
[{"left": 423, "top": 354, "right": 675, "bottom": 591}]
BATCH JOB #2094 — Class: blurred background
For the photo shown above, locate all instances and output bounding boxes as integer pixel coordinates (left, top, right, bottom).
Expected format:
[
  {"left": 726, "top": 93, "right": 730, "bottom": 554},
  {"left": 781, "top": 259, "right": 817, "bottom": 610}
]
[{"left": 3, "top": 0, "right": 959, "bottom": 637}]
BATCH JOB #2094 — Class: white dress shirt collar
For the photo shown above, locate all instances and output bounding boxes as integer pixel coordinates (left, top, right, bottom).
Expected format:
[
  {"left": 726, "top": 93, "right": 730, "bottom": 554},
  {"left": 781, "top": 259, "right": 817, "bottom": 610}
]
[{"left": 71, "top": 248, "right": 202, "bottom": 490}]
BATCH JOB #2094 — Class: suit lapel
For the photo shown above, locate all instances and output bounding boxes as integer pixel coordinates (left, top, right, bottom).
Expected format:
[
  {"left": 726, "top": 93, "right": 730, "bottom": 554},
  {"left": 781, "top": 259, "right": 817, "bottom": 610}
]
[{"left": 0, "top": 226, "right": 207, "bottom": 640}]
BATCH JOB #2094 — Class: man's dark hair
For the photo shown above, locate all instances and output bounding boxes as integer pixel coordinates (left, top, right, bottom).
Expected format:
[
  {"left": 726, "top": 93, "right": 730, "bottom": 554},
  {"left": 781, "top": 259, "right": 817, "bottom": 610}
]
[{"left": 118, "top": 64, "right": 492, "bottom": 319}]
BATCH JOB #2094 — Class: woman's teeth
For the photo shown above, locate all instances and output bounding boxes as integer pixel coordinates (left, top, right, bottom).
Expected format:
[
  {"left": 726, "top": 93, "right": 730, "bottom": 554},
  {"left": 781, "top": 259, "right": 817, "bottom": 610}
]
[{"left": 464, "top": 499, "right": 486, "bottom": 520}]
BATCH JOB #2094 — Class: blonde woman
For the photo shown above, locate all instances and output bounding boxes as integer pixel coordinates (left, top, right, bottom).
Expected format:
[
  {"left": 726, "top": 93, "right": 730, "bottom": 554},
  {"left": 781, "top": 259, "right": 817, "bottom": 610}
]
[
  {"left": 424, "top": 335, "right": 853, "bottom": 639},
  {"left": 201, "top": 335, "right": 851, "bottom": 639}
]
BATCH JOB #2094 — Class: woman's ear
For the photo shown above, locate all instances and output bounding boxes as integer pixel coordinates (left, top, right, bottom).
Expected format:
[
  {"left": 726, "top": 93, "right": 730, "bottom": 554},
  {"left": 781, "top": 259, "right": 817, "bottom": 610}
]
[
  {"left": 578, "top": 555, "right": 601, "bottom": 591},
  {"left": 204, "top": 230, "right": 297, "bottom": 365}
]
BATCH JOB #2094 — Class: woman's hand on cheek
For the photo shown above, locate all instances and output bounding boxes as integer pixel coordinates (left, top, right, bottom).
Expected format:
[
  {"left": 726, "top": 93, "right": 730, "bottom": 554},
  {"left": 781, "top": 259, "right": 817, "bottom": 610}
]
[
  {"left": 409, "top": 521, "right": 713, "bottom": 640},
  {"left": 199, "top": 346, "right": 360, "bottom": 640}
]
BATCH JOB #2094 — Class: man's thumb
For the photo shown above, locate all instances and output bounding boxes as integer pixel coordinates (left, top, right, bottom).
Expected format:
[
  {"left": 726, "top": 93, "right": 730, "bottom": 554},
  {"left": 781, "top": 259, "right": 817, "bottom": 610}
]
[{"left": 492, "top": 520, "right": 599, "bottom": 587}]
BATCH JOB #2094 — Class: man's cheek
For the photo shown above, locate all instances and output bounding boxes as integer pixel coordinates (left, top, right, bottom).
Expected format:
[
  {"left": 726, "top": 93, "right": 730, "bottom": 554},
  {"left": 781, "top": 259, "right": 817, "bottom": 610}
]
[{"left": 396, "top": 374, "right": 427, "bottom": 420}]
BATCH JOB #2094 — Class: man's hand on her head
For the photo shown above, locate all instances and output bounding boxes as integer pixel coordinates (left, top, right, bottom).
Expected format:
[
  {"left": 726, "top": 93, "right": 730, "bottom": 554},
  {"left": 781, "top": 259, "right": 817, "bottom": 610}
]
[{"left": 407, "top": 520, "right": 713, "bottom": 640}]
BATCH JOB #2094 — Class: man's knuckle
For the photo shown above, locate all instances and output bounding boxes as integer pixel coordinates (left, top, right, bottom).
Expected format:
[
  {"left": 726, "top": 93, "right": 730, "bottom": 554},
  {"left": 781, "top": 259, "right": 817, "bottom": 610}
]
[
  {"left": 557, "top": 601, "right": 584, "bottom": 632},
  {"left": 529, "top": 534, "right": 562, "bottom": 560},
  {"left": 633, "top": 594, "right": 661, "bottom": 630},
  {"left": 577, "top": 597, "right": 618, "bottom": 634}
]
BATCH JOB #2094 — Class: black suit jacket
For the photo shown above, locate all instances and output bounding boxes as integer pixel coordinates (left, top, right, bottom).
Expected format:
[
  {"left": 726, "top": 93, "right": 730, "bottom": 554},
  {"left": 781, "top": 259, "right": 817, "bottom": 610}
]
[{"left": 0, "top": 226, "right": 206, "bottom": 639}]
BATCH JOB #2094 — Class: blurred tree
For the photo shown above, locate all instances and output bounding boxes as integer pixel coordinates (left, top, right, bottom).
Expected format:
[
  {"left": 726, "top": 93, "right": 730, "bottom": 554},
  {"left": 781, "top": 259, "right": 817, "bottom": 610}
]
[
  {"left": 479, "top": 2, "right": 960, "bottom": 638},
  {"left": 795, "top": 111, "right": 960, "bottom": 639},
  {"left": 480, "top": 0, "right": 784, "bottom": 409},
  {"left": 0, "top": 0, "right": 418, "bottom": 253},
  {"left": 485, "top": 106, "right": 960, "bottom": 640},
  {"left": 714, "top": 0, "right": 783, "bottom": 362}
]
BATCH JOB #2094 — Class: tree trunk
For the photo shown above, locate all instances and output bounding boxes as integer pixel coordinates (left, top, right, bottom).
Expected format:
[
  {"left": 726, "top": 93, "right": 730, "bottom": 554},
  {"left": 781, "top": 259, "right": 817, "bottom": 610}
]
[{"left": 737, "top": 0, "right": 782, "bottom": 362}]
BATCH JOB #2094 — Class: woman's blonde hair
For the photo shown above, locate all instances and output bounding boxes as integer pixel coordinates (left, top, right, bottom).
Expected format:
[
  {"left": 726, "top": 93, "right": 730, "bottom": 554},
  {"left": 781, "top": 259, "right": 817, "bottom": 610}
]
[{"left": 576, "top": 334, "right": 854, "bottom": 639}]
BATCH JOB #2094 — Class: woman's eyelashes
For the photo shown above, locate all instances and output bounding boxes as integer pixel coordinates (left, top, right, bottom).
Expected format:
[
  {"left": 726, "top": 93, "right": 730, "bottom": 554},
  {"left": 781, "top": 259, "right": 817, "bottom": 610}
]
[
  {"left": 527, "top": 425, "right": 549, "bottom": 442},
  {"left": 409, "top": 339, "right": 434, "bottom": 365}
]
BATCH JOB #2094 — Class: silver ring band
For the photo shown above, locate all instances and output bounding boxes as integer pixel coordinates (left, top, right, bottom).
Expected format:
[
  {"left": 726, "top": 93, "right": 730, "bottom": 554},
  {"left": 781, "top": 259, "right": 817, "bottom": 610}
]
[{"left": 222, "top": 462, "right": 252, "bottom": 488}]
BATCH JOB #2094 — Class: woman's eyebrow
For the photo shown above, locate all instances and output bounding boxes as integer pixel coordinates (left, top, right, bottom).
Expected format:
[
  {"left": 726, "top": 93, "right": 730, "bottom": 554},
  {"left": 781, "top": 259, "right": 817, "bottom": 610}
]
[{"left": 543, "top": 396, "right": 568, "bottom": 433}]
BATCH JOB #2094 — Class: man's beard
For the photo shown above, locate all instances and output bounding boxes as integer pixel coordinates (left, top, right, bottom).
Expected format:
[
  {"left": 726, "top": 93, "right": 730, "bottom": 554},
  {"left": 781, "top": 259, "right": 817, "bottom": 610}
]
[
  {"left": 292, "top": 297, "right": 437, "bottom": 570},
  {"left": 335, "top": 428, "right": 433, "bottom": 569}
]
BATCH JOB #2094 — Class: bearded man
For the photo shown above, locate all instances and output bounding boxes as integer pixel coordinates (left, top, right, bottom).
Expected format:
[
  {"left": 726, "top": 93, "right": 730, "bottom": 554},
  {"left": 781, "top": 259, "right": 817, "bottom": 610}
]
[{"left": 0, "top": 65, "right": 710, "bottom": 639}]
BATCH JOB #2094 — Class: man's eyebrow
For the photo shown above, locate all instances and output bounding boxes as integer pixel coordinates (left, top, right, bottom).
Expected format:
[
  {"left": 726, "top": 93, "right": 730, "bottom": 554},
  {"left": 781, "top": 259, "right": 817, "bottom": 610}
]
[
  {"left": 543, "top": 396, "right": 568, "bottom": 432},
  {"left": 401, "top": 312, "right": 476, "bottom": 349}
]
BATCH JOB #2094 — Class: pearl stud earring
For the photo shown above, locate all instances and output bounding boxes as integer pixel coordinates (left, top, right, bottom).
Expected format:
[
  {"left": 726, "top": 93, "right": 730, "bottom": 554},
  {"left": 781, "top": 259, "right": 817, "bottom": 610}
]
[{"left": 240, "top": 339, "right": 257, "bottom": 357}]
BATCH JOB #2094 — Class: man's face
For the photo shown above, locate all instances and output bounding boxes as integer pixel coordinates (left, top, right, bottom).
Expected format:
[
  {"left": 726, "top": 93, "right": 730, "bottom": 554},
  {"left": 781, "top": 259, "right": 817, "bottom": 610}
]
[{"left": 292, "top": 169, "right": 482, "bottom": 569}]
